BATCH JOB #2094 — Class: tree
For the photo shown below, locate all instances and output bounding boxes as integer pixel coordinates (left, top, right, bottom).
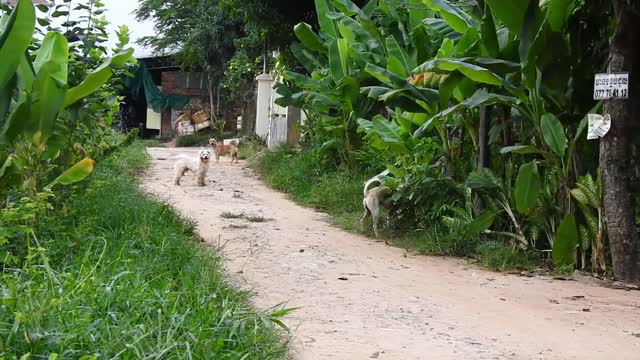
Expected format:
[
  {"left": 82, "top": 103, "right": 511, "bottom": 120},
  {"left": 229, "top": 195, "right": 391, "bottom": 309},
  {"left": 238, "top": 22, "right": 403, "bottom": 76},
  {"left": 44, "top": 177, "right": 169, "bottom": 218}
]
[
  {"left": 135, "top": 0, "right": 243, "bottom": 119},
  {"left": 600, "top": 0, "right": 640, "bottom": 282}
]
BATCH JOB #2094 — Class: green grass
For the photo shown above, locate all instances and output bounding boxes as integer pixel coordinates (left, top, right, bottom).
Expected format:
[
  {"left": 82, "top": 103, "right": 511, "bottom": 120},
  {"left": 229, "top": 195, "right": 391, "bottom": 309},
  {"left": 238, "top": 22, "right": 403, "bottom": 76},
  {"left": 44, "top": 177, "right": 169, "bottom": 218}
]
[
  {"left": 237, "top": 141, "right": 264, "bottom": 160},
  {"left": 141, "top": 138, "right": 165, "bottom": 147},
  {"left": 0, "top": 141, "right": 289, "bottom": 358},
  {"left": 252, "top": 147, "right": 539, "bottom": 271}
]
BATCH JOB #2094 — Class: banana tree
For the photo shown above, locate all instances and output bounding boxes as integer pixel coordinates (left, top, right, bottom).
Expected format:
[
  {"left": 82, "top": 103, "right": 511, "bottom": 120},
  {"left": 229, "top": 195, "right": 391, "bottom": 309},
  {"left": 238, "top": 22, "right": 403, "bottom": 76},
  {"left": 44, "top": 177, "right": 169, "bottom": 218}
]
[
  {"left": 0, "top": 0, "right": 135, "bottom": 194},
  {"left": 275, "top": 0, "right": 390, "bottom": 162}
]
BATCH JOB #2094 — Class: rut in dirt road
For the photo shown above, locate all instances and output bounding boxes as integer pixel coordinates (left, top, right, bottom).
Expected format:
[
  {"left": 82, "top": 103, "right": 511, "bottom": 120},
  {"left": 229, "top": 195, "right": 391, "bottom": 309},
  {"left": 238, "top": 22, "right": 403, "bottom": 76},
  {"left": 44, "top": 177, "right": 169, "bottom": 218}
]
[{"left": 142, "top": 147, "right": 640, "bottom": 360}]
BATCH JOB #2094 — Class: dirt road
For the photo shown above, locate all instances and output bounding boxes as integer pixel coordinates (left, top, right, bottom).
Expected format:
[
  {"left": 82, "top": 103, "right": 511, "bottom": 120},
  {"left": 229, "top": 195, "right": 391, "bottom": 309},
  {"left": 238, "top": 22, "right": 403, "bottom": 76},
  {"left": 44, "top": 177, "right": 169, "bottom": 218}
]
[{"left": 142, "top": 147, "right": 640, "bottom": 360}]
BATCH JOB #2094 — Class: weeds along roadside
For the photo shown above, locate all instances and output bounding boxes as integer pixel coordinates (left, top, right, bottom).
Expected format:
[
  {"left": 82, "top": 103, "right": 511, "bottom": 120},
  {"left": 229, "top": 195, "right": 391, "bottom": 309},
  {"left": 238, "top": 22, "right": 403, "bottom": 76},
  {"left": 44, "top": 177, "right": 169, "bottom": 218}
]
[
  {"left": 0, "top": 141, "right": 290, "bottom": 358},
  {"left": 250, "top": 146, "right": 541, "bottom": 271}
]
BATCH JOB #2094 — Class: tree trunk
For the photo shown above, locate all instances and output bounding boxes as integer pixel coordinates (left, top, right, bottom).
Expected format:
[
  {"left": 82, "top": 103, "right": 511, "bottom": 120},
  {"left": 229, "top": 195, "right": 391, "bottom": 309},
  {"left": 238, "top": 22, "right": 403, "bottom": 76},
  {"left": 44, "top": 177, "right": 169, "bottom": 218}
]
[
  {"left": 207, "top": 77, "right": 217, "bottom": 122},
  {"left": 478, "top": 106, "right": 490, "bottom": 170},
  {"left": 601, "top": 0, "right": 640, "bottom": 282},
  {"left": 474, "top": 106, "right": 490, "bottom": 215}
]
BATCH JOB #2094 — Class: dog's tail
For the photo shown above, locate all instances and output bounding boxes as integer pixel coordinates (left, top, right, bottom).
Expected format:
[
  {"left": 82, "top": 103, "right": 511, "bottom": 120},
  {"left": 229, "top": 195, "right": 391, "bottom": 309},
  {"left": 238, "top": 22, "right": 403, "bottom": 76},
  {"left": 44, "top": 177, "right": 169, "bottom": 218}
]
[
  {"left": 363, "top": 177, "right": 382, "bottom": 197},
  {"left": 229, "top": 139, "right": 239, "bottom": 146}
]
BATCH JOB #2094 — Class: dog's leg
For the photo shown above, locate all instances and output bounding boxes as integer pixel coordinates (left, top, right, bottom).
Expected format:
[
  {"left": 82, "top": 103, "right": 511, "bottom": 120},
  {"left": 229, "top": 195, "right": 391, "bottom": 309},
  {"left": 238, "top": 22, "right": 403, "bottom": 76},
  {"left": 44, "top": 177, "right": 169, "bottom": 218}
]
[
  {"left": 360, "top": 203, "right": 369, "bottom": 231},
  {"left": 371, "top": 205, "right": 380, "bottom": 237},
  {"left": 174, "top": 166, "right": 182, "bottom": 185}
]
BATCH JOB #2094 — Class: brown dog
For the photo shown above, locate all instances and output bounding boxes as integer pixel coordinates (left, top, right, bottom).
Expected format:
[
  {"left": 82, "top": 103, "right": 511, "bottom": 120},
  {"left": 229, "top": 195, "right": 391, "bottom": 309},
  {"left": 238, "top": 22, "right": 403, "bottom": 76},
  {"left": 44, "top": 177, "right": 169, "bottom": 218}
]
[{"left": 208, "top": 137, "right": 239, "bottom": 163}]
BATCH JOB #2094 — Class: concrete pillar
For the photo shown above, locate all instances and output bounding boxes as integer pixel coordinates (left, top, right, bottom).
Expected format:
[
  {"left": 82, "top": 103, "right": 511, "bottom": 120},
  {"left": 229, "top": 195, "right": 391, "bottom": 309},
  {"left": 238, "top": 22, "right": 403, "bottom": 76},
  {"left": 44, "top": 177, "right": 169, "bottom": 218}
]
[{"left": 255, "top": 72, "right": 273, "bottom": 140}]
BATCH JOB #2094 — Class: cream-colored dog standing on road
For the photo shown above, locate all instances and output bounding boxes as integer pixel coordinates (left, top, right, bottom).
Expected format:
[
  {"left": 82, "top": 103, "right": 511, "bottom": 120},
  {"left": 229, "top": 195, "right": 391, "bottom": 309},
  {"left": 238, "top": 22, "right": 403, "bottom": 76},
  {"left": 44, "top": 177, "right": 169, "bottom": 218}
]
[{"left": 173, "top": 149, "right": 211, "bottom": 186}]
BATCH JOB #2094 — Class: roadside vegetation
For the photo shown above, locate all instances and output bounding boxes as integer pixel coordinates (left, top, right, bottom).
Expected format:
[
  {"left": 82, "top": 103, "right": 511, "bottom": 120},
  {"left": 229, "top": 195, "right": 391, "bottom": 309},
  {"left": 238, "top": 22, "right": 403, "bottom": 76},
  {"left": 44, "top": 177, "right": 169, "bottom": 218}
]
[
  {"left": 135, "top": 0, "right": 640, "bottom": 281},
  {"left": 0, "top": 1, "right": 289, "bottom": 357},
  {"left": 250, "top": 0, "right": 633, "bottom": 277}
]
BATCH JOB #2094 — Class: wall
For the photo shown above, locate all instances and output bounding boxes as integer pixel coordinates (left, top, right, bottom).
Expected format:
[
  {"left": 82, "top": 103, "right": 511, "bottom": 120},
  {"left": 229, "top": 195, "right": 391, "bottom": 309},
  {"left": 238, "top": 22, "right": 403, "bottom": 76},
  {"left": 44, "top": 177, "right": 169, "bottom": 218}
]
[{"left": 160, "top": 72, "right": 208, "bottom": 139}]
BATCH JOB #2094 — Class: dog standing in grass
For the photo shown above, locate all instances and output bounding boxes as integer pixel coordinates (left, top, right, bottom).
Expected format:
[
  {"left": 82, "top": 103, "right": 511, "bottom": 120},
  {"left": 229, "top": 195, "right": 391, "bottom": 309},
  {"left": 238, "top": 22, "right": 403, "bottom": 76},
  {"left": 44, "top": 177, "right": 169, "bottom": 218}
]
[
  {"left": 208, "top": 137, "right": 239, "bottom": 164},
  {"left": 173, "top": 148, "right": 211, "bottom": 186},
  {"left": 360, "top": 177, "right": 393, "bottom": 237}
]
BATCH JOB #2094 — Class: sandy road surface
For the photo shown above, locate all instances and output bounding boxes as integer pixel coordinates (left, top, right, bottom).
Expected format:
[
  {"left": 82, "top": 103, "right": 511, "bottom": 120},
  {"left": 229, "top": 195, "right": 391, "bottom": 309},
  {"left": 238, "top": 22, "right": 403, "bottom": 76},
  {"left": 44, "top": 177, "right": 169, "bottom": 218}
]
[{"left": 142, "top": 147, "right": 640, "bottom": 360}]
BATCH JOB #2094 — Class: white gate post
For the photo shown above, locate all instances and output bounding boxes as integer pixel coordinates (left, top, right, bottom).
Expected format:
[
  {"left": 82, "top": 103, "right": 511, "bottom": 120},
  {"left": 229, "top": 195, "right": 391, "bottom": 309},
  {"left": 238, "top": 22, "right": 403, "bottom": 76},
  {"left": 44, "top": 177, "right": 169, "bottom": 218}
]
[{"left": 255, "top": 72, "right": 273, "bottom": 140}]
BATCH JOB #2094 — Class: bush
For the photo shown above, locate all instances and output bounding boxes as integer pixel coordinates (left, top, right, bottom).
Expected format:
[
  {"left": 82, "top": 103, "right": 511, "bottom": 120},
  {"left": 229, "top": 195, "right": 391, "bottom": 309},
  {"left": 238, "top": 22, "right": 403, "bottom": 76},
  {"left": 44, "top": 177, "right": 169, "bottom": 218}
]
[{"left": 0, "top": 142, "right": 289, "bottom": 358}]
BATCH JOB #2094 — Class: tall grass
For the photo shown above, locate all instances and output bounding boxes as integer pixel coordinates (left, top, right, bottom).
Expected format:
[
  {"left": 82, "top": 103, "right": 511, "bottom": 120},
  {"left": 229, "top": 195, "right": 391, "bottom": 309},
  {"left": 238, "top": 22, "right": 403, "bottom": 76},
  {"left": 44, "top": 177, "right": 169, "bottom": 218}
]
[{"left": 0, "top": 141, "right": 288, "bottom": 358}]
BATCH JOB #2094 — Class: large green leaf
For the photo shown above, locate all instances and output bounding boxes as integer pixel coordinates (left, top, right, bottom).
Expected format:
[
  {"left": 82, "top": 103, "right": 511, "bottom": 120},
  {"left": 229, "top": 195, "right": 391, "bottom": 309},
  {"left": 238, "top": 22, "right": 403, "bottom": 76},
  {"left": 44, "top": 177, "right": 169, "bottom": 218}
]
[
  {"left": 17, "top": 51, "right": 36, "bottom": 92},
  {"left": 63, "top": 48, "right": 134, "bottom": 108},
  {"left": 46, "top": 157, "right": 96, "bottom": 188},
  {"left": 413, "top": 58, "right": 503, "bottom": 86},
  {"left": 331, "top": 0, "right": 364, "bottom": 17},
  {"left": 467, "top": 169, "right": 502, "bottom": 189},
  {"left": 422, "top": 0, "right": 473, "bottom": 34},
  {"left": 552, "top": 214, "right": 578, "bottom": 268},
  {"left": 0, "top": 74, "right": 16, "bottom": 125},
  {"left": 540, "top": 113, "right": 566, "bottom": 158},
  {"left": 547, "top": 0, "right": 576, "bottom": 32},
  {"left": 365, "top": 64, "right": 440, "bottom": 105},
  {"left": 484, "top": 0, "right": 531, "bottom": 34},
  {"left": 466, "top": 210, "right": 499, "bottom": 237},
  {"left": 414, "top": 89, "right": 518, "bottom": 137},
  {"left": 0, "top": 0, "right": 35, "bottom": 93},
  {"left": 294, "top": 23, "right": 326, "bottom": 53},
  {"left": 328, "top": 39, "right": 344, "bottom": 81},
  {"left": 372, "top": 115, "right": 403, "bottom": 143},
  {"left": 480, "top": 1, "right": 499, "bottom": 57},
  {"left": 386, "top": 35, "right": 413, "bottom": 76},
  {"left": 337, "top": 38, "right": 349, "bottom": 77},
  {"left": 408, "top": 0, "right": 433, "bottom": 31},
  {"left": 0, "top": 153, "right": 18, "bottom": 178},
  {"left": 518, "top": 0, "right": 541, "bottom": 65},
  {"left": 33, "top": 32, "right": 68, "bottom": 85},
  {"left": 514, "top": 160, "right": 541, "bottom": 214},
  {"left": 315, "top": 0, "right": 337, "bottom": 38},
  {"left": 0, "top": 0, "right": 36, "bottom": 89},
  {"left": 283, "top": 71, "right": 327, "bottom": 92},
  {"left": 0, "top": 94, "right": 30, "bottom": 145},
  {"left": 29, "top": 61, "right": 67, "bottom": 144}
]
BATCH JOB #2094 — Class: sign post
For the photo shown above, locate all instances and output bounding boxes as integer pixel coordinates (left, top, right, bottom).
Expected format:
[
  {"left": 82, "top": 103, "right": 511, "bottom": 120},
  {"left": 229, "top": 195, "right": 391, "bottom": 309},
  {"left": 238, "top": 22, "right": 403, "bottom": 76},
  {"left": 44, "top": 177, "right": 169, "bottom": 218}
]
[{"left": 593, "top": 72, "right": 629, "bottom": 100}]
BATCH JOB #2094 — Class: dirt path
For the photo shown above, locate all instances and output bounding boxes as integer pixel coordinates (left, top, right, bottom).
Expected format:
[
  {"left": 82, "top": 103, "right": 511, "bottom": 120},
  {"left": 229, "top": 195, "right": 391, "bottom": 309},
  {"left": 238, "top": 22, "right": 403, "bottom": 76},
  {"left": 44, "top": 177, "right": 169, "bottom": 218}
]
[{"left": 142, "top": 147, "right": 640, "bottom": 360}]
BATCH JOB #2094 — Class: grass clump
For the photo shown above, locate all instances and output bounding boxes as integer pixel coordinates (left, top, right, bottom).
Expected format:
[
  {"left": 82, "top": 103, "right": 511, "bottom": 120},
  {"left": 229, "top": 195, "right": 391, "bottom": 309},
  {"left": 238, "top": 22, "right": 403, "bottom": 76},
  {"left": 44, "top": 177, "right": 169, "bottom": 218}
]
[
  {"left": 0, "top": 141, "right": 288, "bottom": 358},
  {"left": 219, "top": 212, "right": 272, "bottom": 223},
  {"left": 221, "top": 211, "right": 245, "bottom": 219}
]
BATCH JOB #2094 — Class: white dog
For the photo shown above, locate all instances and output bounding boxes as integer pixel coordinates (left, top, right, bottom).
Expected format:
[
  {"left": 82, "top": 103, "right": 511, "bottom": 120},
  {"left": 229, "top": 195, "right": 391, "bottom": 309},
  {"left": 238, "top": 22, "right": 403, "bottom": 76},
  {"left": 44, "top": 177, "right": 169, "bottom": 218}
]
[
  {"left": 360, "top": 177, "right": 391, "bottom": 237},
  {"left": 173, "top": 149, "right": 211, "bottom": 186}
]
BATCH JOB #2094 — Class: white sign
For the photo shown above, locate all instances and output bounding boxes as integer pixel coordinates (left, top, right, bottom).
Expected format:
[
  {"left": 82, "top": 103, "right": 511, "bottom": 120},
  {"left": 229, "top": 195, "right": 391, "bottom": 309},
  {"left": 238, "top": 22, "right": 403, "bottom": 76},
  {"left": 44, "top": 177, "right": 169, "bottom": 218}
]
[
  {"left": 593, "top": 73, "right": 629, "bottom": 100},
  {"left": 587, "top": 114, "right": 611, "bottom": 140}
]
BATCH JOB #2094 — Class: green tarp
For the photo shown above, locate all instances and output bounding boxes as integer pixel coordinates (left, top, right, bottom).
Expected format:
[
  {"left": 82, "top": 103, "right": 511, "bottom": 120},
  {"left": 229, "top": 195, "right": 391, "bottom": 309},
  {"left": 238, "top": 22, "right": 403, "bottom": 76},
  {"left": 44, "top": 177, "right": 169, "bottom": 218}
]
[{"left": 123, "top": 63, "right": 190, "bottom": 112}]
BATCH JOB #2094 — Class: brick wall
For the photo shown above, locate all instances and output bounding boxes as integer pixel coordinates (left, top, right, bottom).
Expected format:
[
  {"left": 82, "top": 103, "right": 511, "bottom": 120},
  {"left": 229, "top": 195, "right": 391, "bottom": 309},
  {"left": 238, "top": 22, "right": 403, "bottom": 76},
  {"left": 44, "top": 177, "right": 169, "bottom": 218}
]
[{"left": 159, "top": 71, "right": 242, "bottom": 138}]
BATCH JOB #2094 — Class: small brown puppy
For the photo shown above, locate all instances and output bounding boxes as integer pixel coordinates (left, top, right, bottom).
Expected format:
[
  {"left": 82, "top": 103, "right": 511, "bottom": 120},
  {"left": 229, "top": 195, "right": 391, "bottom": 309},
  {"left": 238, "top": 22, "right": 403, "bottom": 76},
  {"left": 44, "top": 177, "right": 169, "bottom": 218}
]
[
  {"left": 208, "top": 137, "right": 239, "bottom": 164},
  {"left": 360, "top": 177, "right": 392, "bottom": 237}
]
